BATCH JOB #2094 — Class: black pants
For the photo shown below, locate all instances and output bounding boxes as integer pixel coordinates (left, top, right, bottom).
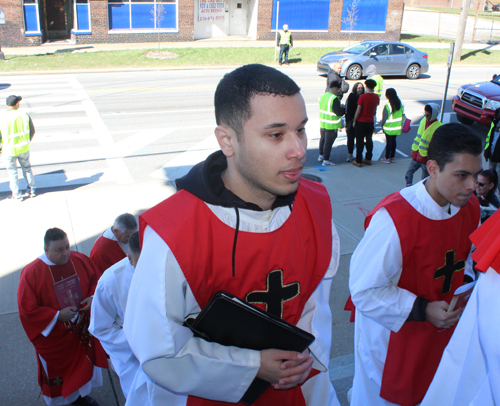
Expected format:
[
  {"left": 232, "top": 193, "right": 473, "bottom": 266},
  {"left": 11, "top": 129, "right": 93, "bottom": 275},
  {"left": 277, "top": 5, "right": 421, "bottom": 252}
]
[
  {"left": 346, "top": 125, "right": 355, "bottom": 155},
  {"left": 319, "top": 129, "right": 338, "bottom": 161},
  {"left": 355, "top": 121, "right": 374, "bottom": 163},
  {"left": 385, "top": 133, "right": 397, "bottom": 159},
  {"left": 279, "top": 45, "right": 289, "bottom": 64}
]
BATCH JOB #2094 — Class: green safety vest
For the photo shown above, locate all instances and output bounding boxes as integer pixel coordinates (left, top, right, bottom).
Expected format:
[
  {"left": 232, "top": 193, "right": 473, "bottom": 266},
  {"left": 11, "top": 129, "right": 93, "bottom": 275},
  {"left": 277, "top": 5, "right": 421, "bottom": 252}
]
[
  {"left": 279, "top": 30, "right": 291, "bottom": 45},
  {"left": 370, "top": 74, "right": 383, "bottom": 98},
  {"left": 383, "top": 103, "right": 404, "bottom": 136},
  {"left": 0, "top": 109, "right": 31, "bottom": 156},
  {"left": 485, "top": 122, "right": 495, "bottom": 150},
  {"left": 319, "top": 92, "right": 342, "bottom": 130},
  {"left": 411, "top": 117, "right": 441, "bottom": 158}
]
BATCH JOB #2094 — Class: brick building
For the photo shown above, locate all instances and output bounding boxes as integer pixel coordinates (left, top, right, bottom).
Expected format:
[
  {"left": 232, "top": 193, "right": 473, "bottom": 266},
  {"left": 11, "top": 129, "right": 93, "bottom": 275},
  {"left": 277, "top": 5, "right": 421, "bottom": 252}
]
[{"left": 0, "top": 0, "right": 404, "bottom": 47}]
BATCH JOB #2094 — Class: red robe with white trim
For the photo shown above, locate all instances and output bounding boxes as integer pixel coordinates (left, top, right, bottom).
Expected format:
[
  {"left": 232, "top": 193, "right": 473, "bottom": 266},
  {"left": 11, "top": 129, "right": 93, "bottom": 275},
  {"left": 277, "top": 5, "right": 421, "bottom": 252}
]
[
  {"left": 17, "top": 251, "right": 108, "bottom": 399},
  {"left": 90, "top": 234, "right": 126, "bottom": 275},
  {"left": 139, "top": 179, "right": 333, "bottom": 406},
  {"left": 364, "top": 192, "right": 479, "bottom": 406}
]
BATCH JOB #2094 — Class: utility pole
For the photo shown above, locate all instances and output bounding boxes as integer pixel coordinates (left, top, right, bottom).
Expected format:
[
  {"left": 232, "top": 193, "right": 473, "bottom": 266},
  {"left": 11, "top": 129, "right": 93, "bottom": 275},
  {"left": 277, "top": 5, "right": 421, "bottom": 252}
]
[{"left": 454, "top": 0, "right": 471, "bottom": 60}]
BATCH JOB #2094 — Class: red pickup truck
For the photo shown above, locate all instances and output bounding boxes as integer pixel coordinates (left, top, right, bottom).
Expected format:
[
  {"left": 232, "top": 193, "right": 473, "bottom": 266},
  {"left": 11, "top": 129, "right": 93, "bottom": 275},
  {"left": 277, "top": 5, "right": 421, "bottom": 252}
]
[{"left": 453, "top": 74, "right": 500, "bottom": 126}]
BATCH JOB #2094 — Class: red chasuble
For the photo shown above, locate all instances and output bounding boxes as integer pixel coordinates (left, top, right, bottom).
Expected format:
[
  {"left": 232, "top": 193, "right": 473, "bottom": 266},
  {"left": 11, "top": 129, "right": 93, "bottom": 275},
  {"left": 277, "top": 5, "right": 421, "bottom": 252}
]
[
  {"left": 17, "top": 251, "right": 108, "bottom": 399},
  {"left": 139, "top": 179, "right": 333, "bottom": 406},
  {"left": 365, "top": 192, "right": 479, "bottom": 406},
  {"left": 90, "top": 234, "right": 126, "bottom": 276}
]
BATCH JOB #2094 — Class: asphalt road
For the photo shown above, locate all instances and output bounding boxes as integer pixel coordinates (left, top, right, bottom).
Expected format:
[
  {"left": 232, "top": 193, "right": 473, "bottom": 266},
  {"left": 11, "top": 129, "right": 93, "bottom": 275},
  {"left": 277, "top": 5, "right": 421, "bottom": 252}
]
[{"left": 0, "top": 65, "right": 496, "bottom": 198}]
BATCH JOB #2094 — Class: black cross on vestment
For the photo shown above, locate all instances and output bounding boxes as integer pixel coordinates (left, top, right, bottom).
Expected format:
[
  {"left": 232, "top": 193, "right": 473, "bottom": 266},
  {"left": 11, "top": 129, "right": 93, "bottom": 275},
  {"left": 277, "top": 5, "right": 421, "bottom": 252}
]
[
  {"left": 434, "top": 250, "right": 466, "bottom": 295},
  {"left": 245, "top": 269, "right": 300, "bottom": 319}
]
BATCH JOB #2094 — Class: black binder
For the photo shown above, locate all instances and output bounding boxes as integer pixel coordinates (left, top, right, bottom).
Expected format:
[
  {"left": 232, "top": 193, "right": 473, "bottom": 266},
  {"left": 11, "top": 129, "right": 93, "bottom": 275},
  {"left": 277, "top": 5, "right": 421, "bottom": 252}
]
[{"left": 184, "top": 291, "right": 315, "bottom": 405}]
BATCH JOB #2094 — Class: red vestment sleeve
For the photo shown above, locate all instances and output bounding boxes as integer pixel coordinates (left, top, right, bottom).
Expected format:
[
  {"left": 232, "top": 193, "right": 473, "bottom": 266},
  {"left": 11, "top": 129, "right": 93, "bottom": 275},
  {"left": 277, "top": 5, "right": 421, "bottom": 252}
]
[{"left": 17, "top": 260, "right": 59, "bottom": 342}]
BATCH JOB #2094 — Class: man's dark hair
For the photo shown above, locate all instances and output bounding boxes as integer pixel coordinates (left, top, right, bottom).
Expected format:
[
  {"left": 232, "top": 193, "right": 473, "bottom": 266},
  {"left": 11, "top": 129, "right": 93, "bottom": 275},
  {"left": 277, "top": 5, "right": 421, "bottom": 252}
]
[
  {"left": 214, "top": 64, "right": 301, "bottom": 138},
  {"left": 128, "top": 232, "right": 141, "bottom": 255},
  {"left": 329, "top": 80, "right": 342, "bottom": 90},
  {"left": 364, "top": 79, "right": 376, "bottom": 90},
  {"left": 44, "top": 228, "right": 67, "bottom": 248},
  {"left": 427, "top": 123, "right": 483, "bottom": 170}
]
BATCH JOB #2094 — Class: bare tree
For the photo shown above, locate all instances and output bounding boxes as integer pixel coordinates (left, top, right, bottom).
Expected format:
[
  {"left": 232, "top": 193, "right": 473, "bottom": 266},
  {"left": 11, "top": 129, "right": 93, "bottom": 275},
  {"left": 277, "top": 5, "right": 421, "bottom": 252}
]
[
  {"left": 151, "top": 0, "right": 166, "bottom": 52},
  {"left": 342, "top": 0, "right": 360, "bottom": 45}
]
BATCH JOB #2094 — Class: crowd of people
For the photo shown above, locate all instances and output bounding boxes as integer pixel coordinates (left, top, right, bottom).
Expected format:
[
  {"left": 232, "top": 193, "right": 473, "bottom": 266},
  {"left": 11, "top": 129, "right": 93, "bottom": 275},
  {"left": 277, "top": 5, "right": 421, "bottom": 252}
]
[{"left": 12, "top": 63, "right": 500, "bottom": 406}]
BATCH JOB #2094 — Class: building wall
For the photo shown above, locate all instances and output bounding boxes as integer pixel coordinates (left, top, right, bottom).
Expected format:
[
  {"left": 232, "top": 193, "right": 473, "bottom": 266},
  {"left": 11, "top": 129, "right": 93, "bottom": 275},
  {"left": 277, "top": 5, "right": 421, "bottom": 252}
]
[
  {"left": 73, "top": 0, "right": 194, "bottom": 44},
  {"left": 0, "top": 0, "right": 44, "bottom": 46},
  {"left": 256, "top": 0, "right": 404, "bottom": 41},
  {"left": 2, "top": 0, "right": 405, "bottom": 46}
]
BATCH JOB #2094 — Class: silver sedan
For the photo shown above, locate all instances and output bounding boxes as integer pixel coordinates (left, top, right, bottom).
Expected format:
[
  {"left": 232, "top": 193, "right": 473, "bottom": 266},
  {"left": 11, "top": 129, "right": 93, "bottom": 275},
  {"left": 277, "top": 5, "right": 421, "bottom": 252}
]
[{"left": 317, "top": 41, "right": 429, "bottom": 80}]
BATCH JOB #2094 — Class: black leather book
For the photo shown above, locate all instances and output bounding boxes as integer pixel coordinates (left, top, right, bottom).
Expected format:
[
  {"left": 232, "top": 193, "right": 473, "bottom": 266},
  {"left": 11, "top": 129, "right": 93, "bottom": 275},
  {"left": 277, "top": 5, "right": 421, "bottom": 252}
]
[{"left": 184, "top": 291, "right": 315, "bottom": 405}]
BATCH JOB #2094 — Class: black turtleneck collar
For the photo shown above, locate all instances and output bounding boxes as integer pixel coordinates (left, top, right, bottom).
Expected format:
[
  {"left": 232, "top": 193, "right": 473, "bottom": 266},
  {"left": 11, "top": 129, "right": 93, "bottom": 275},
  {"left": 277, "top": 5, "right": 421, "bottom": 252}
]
[{"left": 175, "top": 150, "right": 296, "bottom": 211}]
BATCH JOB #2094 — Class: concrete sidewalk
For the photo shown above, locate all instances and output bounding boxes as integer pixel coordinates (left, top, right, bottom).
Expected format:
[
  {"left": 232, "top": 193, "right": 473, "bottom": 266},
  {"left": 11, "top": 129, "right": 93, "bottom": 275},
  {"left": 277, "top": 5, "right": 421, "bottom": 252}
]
[
  {"left": 0, "top": 131, "right": 411, "bottom": 404},
  {"left": 4, "top": 37, "right": 500, "bottom": 56}
]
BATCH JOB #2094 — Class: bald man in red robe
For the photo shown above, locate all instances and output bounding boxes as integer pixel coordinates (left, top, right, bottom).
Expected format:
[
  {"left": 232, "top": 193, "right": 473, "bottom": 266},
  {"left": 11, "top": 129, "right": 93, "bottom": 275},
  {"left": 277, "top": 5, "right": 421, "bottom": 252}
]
[{"left": 17, "top": 228, "right": 108, "bottom": 406}]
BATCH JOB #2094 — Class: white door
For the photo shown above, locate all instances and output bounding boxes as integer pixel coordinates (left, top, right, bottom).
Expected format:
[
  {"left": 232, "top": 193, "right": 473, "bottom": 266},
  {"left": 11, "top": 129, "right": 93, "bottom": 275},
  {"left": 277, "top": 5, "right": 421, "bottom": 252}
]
[{"left": 229, "top": 0, "right": 248, "bottom": 36}]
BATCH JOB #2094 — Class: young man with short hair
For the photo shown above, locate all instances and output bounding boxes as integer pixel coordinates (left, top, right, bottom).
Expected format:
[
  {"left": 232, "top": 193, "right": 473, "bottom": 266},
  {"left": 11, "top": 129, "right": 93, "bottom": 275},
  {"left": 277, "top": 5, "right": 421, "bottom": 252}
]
[
  {"left": 124, "top": 64, "right": 341, "bottom": 406},
  {"left": 349, "top": 123, "right": 483, "bottom": 406},
  {"left": 405, "top": 103, "right": 442, "bottom": 187},
  {"left": 353, "top": 79, "right": 379, "bottom": 167}
]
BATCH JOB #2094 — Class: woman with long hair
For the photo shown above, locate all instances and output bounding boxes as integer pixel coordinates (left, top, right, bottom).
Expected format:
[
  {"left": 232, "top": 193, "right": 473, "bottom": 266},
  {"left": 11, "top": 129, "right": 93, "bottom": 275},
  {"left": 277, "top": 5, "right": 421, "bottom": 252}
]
[
  {"left": 380, "top": 88, "right": 404, "bottom": 163},
  {"left": 345, "top": 82, "right": 364, "bottom": 162}
]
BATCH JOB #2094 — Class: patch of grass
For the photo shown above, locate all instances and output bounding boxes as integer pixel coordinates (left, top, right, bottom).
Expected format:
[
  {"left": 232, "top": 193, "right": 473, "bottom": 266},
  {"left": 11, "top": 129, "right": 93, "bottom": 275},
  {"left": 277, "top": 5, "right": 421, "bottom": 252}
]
[
  {"left": 412, "top": 6, "right": 499, "bottom": 21},
  {"left": 2, "top": 46, "right": 500, "bottom": 72}
]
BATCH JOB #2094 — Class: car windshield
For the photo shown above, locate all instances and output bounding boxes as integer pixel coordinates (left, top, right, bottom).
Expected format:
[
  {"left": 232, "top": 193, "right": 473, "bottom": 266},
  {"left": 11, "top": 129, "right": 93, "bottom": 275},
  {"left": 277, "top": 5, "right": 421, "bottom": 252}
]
[
  {"left": 492, "top": 75, "right": 500, "bottom": 86},
  {"left": 343, "top": 42, "right": 378, "bottom": 54}
]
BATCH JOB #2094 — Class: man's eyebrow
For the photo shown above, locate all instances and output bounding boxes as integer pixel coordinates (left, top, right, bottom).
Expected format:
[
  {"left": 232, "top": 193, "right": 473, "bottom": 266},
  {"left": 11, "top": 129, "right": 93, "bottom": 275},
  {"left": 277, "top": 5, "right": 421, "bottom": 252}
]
[{"left": 263, "top": 118, "right": 308, "bottom": 130}]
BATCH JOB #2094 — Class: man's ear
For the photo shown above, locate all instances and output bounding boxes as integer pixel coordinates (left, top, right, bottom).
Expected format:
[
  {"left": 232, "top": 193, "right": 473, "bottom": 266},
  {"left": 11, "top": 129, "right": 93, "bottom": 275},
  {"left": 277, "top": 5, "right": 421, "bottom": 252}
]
[
  {"left": 427, "top": 159, "right": 440, "bottom": 179},
  {"left": 215, "top": 125, "right": 236, "bottom": 158}
]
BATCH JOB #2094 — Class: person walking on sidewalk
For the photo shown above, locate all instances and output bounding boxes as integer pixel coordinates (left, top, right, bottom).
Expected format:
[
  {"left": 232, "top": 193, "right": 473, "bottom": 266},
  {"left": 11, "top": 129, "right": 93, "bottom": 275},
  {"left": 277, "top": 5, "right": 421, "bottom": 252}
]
[
  {"left": 276, "top": 24, "right": 293, "bottom": 66},
  {"left": 0, "top": 95, "right": 36, "bottom": 200},
  {"left": 405, "top": 103, "right": 441, "bottom": 186},
  {"left": 352, "top": 79, "right": 379, "bottom": 167},
  {"left": 380, "top": 88, "right": 404, "bottom": 164},
  {"left": 484, "top": 107, "right": 500, "bottom": 172},
  {"left": 345, "top": 82, "right": 364, "bottom": 162},
  {"left": 319, "top": 80, "right": 345, "bottom": 166},
  {"left": 349, "top": 123, "right": 482, "bottom": 406}
]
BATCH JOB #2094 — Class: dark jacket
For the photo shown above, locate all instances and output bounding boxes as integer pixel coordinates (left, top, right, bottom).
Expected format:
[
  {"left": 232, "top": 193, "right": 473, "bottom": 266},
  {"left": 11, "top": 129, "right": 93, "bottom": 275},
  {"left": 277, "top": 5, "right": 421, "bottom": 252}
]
[
  {"left": 345, "top": 92, "right": 361, "bottom": 129},
  {"left": 325, "top": 70, "right": 349, "bottom": 98},
  {"left": 485, "top": 120, "right": 500, "bottom": 163}
]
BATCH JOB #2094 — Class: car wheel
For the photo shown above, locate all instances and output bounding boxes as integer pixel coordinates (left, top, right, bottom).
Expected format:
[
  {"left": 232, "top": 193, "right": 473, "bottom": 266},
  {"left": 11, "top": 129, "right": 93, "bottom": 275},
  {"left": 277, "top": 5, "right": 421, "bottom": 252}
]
[
  {"left": 406, "top": 64, "right": 420, "bottom": 79},
  {"left": 346, "top": 64, "right": 362, "bottom": 80},
  {"left": 456, "top": 112, "right": 474, "bottom": 125}
]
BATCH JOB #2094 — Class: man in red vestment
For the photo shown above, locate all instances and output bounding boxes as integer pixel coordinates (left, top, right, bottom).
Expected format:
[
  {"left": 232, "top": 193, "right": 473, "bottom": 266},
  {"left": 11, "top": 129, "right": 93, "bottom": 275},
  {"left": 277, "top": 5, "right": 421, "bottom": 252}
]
[
  {"left": 90, "top": 213, "right": 138, "bottom": 275},
  {"left": 124, "top": 64, "right": 341, "bottom": 406},
  {"left": 18, "top": 228, "right": 108, "bottom": 406},
  {"left": 349, "top": 123, "right": 483, "bottom": 406}
]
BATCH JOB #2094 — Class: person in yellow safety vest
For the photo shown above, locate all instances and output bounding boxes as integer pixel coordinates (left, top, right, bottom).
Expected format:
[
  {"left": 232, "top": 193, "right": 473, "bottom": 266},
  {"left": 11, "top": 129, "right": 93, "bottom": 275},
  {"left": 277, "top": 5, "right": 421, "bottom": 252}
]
[
  {"left": 0, "top": 95, "right": 36, "bottom": 201},
  {"left": 366, "top": 65, "right": 383, "bottom": 99},
  {"left": 276, "top": 24, "right": 293, "bottom": 66},
  {"left": 318, "top": 80, "right": 345, "bottom": 167},
  {"left": 380, "top": 88, "right": 405, "bottom": 164},
  {"left": 484, "top": 108, "right": 500, "bottom": 172},
  {"left": 405, "top": 103, "right": 441, "bottom": 187}
]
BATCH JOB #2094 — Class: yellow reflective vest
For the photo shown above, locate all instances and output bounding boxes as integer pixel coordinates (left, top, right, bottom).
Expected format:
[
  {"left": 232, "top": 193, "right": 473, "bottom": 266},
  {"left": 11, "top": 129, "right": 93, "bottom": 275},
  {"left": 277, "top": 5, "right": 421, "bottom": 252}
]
[
  {"left": 0, "top": 109, "right": 31, "bottom": 156},
  {"left": 383, "top": 103, "right": 404, "bottom": 136},
  {"left": 370, "top": 74, "right": 383, "bottom": 98},
  {"left": 279, "top": 30, "right": 291, "bottom": 45},
  {"left": 411, "top": 118, "right": 441, "bottom": 158},
  {"left": 319, "top": 92, "right": 342, "bottom": 130}
]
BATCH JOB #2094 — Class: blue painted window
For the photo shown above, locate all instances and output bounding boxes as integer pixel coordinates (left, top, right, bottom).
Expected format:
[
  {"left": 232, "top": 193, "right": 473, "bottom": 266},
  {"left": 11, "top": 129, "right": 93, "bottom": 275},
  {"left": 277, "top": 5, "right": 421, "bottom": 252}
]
[
  {"left": 23, "top": 0, "right": 40, "bottom": 33},
  {"left": 108, "top": 0, "right": 177, "bottom": 30},
  {"left": 271, "top": 0, "right": 329, "bottom": 31},
  {"left": 341, "top": 0, "right": 388, "bottom": 32},
  {"left": 76, "top": 0, "right": 90, "bottom": 31}
]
